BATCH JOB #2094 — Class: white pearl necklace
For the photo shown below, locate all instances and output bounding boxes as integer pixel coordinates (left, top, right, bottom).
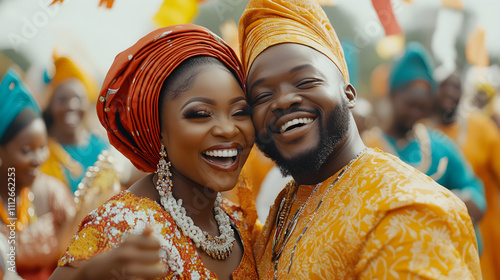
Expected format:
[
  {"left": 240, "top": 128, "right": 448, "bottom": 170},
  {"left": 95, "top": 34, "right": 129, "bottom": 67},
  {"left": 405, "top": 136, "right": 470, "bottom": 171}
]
[{"left": 155, "top": 158, "right": 235, "bottom": 260}]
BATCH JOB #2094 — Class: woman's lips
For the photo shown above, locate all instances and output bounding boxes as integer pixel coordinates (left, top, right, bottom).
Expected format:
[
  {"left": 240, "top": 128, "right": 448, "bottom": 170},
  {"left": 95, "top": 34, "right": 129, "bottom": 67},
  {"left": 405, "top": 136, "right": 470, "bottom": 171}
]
[{"left": 201, "top": 144, "right": 242, "bottom": 172}]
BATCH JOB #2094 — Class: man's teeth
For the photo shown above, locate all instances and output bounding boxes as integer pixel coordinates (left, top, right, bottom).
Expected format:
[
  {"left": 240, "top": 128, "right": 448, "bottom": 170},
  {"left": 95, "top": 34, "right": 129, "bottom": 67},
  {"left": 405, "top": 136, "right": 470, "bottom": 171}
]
[
  {"left": 281, "top": 118, "right": 313, "bottom": 132},
  {"left": 204, "top": 149, "right": 238, "bottom": 157}
]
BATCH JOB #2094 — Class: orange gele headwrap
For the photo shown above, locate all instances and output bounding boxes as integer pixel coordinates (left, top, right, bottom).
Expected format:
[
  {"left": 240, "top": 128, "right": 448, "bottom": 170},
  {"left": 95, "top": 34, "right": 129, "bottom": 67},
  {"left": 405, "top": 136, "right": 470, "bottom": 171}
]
[
  {"left": 239, "top": 0, "right": 349, "bottom": 82},
  {"left": 97, "top": 24, "right": 245, "bottom": 172}
]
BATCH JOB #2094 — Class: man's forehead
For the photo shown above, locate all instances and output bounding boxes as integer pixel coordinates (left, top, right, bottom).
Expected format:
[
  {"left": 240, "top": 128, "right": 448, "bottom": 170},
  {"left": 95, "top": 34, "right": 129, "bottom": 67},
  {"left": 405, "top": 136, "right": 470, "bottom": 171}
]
[{"left": 248, "top": 43, "right": 334, "bottom": 81}]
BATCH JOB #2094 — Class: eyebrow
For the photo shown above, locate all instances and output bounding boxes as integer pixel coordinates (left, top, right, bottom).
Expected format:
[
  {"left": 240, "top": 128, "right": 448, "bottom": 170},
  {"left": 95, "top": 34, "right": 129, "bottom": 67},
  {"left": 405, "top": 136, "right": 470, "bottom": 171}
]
[
  {"left": 248, "top": 78, "right": 266, "bottom": 97},
  {"left": 290, "top": 64, "right": 314, "bottom": 73},
  {"left": 180, "top": 96, "right": 245, "bottom": 110},
  {"left": 249, "top": 64, "right": 317, "bottom": 95},
  {"left": 181, "top": 97, "right": 215, "bottom": 110},
  {"left": 230, "top": 96, "right": 246, "bottom": 104}
]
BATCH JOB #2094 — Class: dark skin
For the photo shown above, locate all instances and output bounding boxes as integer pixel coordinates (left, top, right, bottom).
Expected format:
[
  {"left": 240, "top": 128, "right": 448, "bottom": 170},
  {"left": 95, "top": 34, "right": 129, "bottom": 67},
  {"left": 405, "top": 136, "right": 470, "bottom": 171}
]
[
  {"left": 50, "top": 65, "right": 254, "bottom": 280},
  {"left": 387, "top": 82, "right": 483, "bottom": 225},
  {"left": 247, "top": 43, "right": 365, "bottom": 186},
  {"left": 0, "top": 118, "right": 48, "bottom": 210},
  {"left": 46, "top": 78, "right": 89, "bottom": 145},
  {"left": 434, "top": 74, "right": 462, "bottom": 125},
  {"left": 386, "top": 83, "right": 434, "bottom": 140},
  {"left": 156, "top": 65, "right": 253, "bottom": 279}
]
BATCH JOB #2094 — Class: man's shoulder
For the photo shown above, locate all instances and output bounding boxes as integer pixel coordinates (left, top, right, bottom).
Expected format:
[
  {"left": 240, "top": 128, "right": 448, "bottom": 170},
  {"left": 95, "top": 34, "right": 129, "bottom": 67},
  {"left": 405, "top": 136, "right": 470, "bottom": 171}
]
[{"left": 347, "top": 148, "right": 464, "bottom": 213}]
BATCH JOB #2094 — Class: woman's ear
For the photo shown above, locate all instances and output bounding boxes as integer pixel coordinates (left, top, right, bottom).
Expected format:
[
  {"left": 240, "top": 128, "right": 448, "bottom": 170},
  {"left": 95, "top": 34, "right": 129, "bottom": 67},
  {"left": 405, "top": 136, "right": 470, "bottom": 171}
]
[{"left": 344, "top": 83, "right": 357, "bottom": 109}]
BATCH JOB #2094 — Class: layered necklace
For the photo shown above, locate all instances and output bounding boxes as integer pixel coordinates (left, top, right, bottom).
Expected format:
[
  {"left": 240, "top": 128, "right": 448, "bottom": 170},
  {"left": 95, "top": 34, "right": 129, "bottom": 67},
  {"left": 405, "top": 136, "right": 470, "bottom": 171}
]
[
  {"left": 155, "top": 158, "right": 235, "bottom": 260},
  {"left": 0, "top": 187, "right": 36, "bottom": 232},
  {"left": 271, "top": 148, "right": 368, "bottom": 278}
]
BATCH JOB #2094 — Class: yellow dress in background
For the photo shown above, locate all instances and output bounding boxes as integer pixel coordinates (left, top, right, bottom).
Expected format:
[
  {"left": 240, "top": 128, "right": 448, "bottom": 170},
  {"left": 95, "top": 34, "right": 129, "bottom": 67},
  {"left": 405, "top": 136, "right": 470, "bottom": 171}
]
[
  {"left": 435, "top": 112, "right": 500, "bottom": 280},
  {"left": 254, "top": 148, "right": 481, "bottom": 279}
]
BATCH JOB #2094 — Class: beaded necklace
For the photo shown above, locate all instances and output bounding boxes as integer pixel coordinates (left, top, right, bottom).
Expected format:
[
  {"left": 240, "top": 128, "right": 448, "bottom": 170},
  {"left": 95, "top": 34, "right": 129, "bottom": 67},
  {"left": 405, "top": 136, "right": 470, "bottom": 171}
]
[
  {"left": 155, "top": 158, "right": 235, "bottom": 260},
  {"left": 271, "top": 148, "right": 368, "bottom": 278},
  {"left": 0, "top": 187, "right": 36, "bottom": 232}
]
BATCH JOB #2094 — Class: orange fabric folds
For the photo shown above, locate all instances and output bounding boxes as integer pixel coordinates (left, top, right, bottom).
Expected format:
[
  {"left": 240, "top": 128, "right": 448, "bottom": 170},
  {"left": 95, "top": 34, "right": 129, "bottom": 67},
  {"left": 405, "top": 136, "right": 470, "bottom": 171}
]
[
  {"left": 97, "top": 24, "right": 244, "bottom": 172},
  {"left": 239, "top": 0, "right": 349, "bottom": 82}
]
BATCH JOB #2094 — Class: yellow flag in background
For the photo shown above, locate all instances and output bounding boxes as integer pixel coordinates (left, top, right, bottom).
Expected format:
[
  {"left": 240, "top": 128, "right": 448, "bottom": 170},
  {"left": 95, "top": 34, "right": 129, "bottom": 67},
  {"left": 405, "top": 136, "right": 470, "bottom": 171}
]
[{"left": 153, "top": 0, "right": 199, "bottom": 27}]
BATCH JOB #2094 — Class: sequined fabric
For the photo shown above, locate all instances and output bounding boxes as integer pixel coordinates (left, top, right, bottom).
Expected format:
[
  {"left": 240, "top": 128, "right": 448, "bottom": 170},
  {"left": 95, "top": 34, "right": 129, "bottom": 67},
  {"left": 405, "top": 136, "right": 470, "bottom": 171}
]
[{"left": 59, "top": 191, "right": 258, "bottom": 279}]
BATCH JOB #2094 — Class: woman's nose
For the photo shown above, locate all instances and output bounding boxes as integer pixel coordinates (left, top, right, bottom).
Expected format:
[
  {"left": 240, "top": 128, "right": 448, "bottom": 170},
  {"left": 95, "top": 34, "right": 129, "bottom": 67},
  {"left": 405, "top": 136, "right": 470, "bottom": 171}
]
[{"left": 212, "top": 118, "right": 239, "bottom": 139}]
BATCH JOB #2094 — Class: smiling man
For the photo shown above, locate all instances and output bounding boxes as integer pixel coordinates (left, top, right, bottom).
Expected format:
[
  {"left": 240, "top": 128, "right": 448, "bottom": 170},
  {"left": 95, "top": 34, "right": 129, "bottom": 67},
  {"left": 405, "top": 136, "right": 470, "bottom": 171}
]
[{"left": 239, "top": 0, "right": 481, "bottom": 279}]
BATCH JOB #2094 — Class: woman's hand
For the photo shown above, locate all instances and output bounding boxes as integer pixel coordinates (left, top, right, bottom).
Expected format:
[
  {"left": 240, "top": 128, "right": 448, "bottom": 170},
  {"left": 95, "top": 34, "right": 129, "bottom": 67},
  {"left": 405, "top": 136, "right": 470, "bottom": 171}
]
[{"left": 50, "top": 225, "right": 166, "bottom": 280}]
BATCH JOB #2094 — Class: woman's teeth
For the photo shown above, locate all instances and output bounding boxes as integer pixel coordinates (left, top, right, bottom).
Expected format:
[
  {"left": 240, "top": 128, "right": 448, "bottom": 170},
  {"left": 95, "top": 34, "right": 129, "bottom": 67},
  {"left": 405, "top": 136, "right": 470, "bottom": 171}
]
[
  {"left": 64, "top": 112, "right": 80, "bottom": 125},
  {"left": 203, "top": 149, "right": 238, "bottom": 157},
  {"left": 281, "top": 118, "right": 313, "bottom": 133}
]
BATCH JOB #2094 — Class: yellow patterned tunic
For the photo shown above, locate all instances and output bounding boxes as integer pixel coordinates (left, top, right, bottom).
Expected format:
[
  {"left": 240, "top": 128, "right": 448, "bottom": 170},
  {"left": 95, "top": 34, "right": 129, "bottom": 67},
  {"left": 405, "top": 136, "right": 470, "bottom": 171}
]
[
  {"left": 254, "top": 148, "right": 481, "bottom": 279},
  {"left": 58, "top": 191, "right": 259, "bottom": 279}
]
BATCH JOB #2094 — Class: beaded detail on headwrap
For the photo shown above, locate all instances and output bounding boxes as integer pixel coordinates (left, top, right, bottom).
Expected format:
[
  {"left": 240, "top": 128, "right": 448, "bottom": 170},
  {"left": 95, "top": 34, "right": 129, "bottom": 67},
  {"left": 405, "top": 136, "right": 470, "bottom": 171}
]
[
  {"left": 239, "top": 0, "right": 349, "bottom": 82},
  {"left": 97, "top": 24, "right": 244, "bottom": 172}
]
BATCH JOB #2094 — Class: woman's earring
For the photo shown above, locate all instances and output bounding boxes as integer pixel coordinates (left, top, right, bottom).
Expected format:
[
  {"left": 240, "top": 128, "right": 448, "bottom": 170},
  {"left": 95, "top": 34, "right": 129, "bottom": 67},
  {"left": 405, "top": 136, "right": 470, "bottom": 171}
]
[{"left": 156, "top": 144, "right": 173, "bottom": 195}]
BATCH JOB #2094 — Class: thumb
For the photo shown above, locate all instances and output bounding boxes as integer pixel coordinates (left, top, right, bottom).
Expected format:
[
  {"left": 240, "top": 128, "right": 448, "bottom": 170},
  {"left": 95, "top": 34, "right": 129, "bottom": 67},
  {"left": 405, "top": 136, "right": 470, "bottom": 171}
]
[{"left": 142, "top": 224, "right": 153, "bottom": 237}]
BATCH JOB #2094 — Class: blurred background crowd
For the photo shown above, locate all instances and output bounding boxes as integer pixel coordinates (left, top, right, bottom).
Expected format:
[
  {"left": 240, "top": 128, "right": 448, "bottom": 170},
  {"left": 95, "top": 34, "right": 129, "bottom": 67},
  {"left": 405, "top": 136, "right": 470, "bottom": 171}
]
[{"left": 0, "top": 0, "right": 499, "bottom": 279}]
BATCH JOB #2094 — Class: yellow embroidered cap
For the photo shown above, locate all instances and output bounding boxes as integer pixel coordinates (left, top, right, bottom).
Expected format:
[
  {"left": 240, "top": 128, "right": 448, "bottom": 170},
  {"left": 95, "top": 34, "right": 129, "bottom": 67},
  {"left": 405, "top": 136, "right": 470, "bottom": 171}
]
[{"left": 239, "top": 0, "right": 349, "bottom": 82}]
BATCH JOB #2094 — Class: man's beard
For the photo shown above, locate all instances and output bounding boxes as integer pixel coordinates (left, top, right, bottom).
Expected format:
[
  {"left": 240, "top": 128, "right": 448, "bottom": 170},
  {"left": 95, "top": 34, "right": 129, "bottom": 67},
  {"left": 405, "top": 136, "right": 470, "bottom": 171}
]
[
  {"left": 256, "top": 101, "right": 351, "bottom": 178},
  {"left": 440, "top": 106, "right": 459, "bottom": 124}
]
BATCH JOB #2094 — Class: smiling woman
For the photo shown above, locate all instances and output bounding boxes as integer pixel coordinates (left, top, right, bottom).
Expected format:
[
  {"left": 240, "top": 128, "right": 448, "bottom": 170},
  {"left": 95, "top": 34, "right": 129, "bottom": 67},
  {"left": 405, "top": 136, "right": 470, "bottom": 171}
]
[
  {"left": 0, "top": 68, "right": 76, "bottom": 280},
  {"left": 40, "top": 55, "right": 108, "bottom": 194},
  {"left": 49, "top": 24, "right": 259, "bottom": 280}
]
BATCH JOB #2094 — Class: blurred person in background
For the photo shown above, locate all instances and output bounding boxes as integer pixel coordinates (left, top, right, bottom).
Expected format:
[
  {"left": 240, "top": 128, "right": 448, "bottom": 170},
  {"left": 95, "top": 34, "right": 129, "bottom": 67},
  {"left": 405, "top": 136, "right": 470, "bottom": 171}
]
[
  {"left": 363, "top": 42, "right": 486, "bottom": 253},
  {"left": 471, "top": 82, "right": 500, "bottom": 128},
  {"left": 0, "top": 68, "right": 76, "bottom": 280},
  {"left": 430, "top": 71, "right": 500, "bottom": 280},
  {"left": 41, "top": 54, "right": 108, "bottom": 194}
]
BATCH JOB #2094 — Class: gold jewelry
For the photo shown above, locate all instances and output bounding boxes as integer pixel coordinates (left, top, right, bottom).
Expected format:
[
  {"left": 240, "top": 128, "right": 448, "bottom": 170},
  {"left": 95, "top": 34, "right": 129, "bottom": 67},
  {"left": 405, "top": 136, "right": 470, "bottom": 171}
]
[{"left": 272, "top": 148, "right": 368, "bottom": 278}]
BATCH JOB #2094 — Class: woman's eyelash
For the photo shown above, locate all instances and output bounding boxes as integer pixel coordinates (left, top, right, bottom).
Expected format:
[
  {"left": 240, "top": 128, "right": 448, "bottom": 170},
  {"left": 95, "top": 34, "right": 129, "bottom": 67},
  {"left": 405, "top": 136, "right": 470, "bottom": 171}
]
[
  {"left": 183, "top": 110, "right": 211, "bottom": 119},
  {"left": 233, "top": 107, "right": 251, "bottom": 116}
]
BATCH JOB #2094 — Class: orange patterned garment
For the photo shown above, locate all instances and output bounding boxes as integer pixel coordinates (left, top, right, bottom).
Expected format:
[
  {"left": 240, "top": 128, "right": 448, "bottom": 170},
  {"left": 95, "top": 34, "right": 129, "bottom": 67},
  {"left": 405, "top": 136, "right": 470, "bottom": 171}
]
[
  {"left": 58, "top": 191, "right": 259, "bottom": 279},
  {"left": 254, "top": 148, "right": 481, "bottom": 279}
]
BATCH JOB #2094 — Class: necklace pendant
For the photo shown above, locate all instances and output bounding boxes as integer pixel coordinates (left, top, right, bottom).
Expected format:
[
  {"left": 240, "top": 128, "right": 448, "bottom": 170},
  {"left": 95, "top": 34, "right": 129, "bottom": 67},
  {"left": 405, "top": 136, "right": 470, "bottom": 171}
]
[{"left": 272, "top": 216, "right": 299, "bottom": 262}]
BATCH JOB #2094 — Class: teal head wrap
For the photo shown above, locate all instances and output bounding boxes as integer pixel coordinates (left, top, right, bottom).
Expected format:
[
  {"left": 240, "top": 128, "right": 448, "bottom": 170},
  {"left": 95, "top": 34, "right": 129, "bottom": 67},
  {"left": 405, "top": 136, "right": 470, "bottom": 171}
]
[
  {"left": 0, "top": 69, "right": 41, "bottom": 143},
  {"left": 389, "top": 42, "right": 436, "bottom": 94}
]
